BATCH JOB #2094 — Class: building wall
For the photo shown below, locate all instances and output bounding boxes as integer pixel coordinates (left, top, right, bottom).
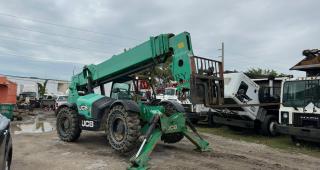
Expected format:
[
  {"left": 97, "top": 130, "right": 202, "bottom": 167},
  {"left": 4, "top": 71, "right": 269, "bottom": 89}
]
[{"left": 6, "top": 76, "right": 70, "bottom": 96}]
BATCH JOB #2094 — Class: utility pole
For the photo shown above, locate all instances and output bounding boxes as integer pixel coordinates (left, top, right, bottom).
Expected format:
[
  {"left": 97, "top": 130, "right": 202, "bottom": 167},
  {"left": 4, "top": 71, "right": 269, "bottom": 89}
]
[{"left": 218, "top": 42, "right": 224, "bottom": 72}]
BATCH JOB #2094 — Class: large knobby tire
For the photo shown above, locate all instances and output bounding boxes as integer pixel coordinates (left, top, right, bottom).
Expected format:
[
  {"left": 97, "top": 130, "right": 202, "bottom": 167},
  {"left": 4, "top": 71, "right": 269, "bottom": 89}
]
[
  {"left": 56, "top": 107, "right": 81, "bottom": 142},
  {"left": 160, "top": 102, "right": 184, "bottom": 143},
  {"left": 106, "top": 105, "right": 140, "bottom": 153},
  {"left": 261, "top": 115, "right": 278, "bottom": 136}
]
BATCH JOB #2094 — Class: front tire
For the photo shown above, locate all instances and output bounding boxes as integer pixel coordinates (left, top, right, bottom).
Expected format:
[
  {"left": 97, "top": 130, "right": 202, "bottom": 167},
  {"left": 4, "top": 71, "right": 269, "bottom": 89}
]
[
  {"left": 106, "top": 105, "right": 140, "bottom": 153},
  {"left": 56, "top": 107, "right": 81, "bottom": 142},
  {"left": 261, "top": 115, "right": 278, "bottom": 136}
]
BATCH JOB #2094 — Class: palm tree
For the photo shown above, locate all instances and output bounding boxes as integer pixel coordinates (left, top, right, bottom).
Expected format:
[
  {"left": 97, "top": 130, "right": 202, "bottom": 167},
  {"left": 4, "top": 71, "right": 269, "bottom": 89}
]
[{"left": 37, "top": 80, "right": 48, "bottom": 98}]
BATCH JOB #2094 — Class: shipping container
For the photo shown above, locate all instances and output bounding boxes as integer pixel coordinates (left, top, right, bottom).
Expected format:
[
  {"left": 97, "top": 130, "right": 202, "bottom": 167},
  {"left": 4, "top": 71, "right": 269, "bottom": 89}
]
[{"left": 0, "top": 76, "right": 17, "bottom": 119}]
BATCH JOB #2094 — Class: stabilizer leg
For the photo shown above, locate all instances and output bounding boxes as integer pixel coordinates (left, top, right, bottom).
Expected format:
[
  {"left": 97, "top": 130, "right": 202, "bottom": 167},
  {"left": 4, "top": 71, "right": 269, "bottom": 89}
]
[
  {"left": 183, "top": 130, "right": 211, "bottom": 152},
  {"left": 183, "top": 121, "right": 212, "bottom": 152},
  {"left": 128, "top": 129, "right": 162, "bottom": 170}
]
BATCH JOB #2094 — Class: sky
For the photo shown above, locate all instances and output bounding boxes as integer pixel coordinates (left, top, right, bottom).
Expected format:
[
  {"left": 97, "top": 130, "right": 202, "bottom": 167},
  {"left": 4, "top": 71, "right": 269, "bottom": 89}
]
[{"left": 0, "top": 0, "right": 318, "bottom": 80}]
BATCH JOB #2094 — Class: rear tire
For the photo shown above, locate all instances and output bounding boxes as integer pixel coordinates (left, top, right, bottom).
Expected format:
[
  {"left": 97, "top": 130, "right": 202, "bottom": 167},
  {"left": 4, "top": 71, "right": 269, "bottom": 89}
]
[
  {"left": 261, "top": 115, "right": 278, "bottom": 136},
  {"left": 106, "top": 105, "right": 140, "bottom": 153},
  {"left": 56, "top": 107, "right": 81, "bottom": 142}
]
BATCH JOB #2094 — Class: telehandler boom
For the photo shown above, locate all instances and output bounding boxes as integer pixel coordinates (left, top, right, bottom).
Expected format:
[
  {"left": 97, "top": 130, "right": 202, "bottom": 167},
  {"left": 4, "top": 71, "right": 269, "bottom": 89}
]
[{"left": 56, "top": 32, "right": 223, "bottom": 169}]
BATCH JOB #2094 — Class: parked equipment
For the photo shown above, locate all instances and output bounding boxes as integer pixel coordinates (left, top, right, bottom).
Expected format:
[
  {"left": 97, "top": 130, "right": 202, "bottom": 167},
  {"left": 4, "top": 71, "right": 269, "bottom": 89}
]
[
  {"left": 210, "top": 73, "right": 281, "bottom": 136},
  {"left": 0, "top": 76, "right": 17, "bottom": 120},
  {"left": 40, "top": 93, "right": 56, "bottom": 110},
  {"left": 56, "top": 32, "right": 220, "bottom": 169},
  {"left": 17, "top": 84, "right": 40, "bottom": 109},
  {"left": 276, "top": 49, "right": 320, "bottom": 143},
  {"left": 186, "top": 72, "right": 282, "bottom": 136}
]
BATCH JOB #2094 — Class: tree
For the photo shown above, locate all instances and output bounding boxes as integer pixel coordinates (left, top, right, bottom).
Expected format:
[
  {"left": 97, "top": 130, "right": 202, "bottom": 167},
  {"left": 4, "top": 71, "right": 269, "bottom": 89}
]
[
  {"left": 244, "top": 68, "right": 289, "bottom": 79},
  {"left": 137, "top": 57, "right": 173, "bottom": 87},
  {"left": 37, "top": 80, "right": 48, "bottom": 98},
  {"left": 224, "top": 70, "right": 238, "bottom": 73}
]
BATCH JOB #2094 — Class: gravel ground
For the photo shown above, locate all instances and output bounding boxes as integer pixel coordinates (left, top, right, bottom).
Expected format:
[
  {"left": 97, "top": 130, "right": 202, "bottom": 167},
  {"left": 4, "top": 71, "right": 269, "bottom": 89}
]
[{"left": 10, "top": 111, "right": 320, "bottom": 170}]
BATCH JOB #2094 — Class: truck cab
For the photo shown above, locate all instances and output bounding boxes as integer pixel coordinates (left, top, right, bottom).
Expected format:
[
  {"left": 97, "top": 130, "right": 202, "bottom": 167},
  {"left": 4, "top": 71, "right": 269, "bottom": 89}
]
[
  {"left": 276, "top": 77, "right": 320, "bottom": 142},
  {"left": 156, "top": 87, "right": 180, "bottom": 103},
  {"left": 209, "top": 73, "right": 281, "bottom": 136},
  {"left": 223, "top": 73, "right": 260, "bottom": 120}
]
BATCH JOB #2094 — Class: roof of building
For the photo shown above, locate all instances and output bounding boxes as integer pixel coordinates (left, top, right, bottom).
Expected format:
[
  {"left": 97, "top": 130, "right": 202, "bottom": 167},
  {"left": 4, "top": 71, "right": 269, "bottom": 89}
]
[{"left": 0, "top": 74, "right": 70, "bottom": 83}]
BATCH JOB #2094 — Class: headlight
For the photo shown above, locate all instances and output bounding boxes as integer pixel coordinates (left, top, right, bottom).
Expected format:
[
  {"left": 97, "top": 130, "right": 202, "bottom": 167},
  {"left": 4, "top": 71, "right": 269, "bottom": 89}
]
[{"left": 281, "top": 111, "right": 289, "bottom": 125}]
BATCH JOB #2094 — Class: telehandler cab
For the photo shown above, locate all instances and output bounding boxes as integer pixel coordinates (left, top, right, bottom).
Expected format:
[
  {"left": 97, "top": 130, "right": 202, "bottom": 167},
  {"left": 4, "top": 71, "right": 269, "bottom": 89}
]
[{"left": 56, "top": 32, "right": 223, "bottom": 169}]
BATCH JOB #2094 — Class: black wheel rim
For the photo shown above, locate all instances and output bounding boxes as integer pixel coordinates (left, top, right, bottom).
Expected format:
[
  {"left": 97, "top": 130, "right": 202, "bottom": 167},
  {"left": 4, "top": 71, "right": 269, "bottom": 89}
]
[
  {"left": 111, "top": 117, "right": 126, "bottom": 142},
  {"left": 59, "top": 112, "right": 71, "bottom": 135},
  {"left": 63, "top": 117, "right": 71, "bottom": 130},
  {"left": 269, "top": 120, "right": 277, "bottom": 135}
]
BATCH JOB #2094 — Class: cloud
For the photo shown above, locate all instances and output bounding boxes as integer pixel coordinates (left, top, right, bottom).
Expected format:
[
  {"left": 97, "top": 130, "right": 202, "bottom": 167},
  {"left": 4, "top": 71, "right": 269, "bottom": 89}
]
[{"left": 0, "top": 0, "right": 319, "bottom": 80}]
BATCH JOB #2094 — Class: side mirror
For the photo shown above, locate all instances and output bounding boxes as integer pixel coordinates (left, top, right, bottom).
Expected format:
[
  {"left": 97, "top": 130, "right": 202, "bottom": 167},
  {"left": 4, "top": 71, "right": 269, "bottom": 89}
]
[{"left": 111, "top": 88, "right": 120, "bottom": 93}]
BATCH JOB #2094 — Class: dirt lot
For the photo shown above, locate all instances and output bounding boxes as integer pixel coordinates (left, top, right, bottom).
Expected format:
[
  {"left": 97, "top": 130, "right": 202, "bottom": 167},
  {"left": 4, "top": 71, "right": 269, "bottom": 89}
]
[{"left": 10, "top": 111, "right": 320, "bottom": 170}]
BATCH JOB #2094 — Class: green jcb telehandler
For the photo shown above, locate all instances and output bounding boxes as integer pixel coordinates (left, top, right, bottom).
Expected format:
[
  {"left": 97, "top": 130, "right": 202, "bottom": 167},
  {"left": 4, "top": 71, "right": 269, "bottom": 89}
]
[{"left": 56, "top": 32, "right": 224, "bottom": 169}]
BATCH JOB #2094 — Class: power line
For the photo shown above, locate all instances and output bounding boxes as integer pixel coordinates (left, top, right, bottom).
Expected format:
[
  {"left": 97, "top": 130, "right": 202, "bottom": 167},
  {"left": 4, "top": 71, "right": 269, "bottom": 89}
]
[
  {"left": 0, "top": 34, "right": 112, "bottom": 55},
  {"left": 0, "top": 12, "right": 140, "bottom": 41},
  {"left": 0, "top": 23, "right": 127, "bottom": 47},
  {"left": 1, "top": 74, "right": 70, "bottom": 82},
  {"left": 0, "top": 51, "right": 86, "bottom": 64}
]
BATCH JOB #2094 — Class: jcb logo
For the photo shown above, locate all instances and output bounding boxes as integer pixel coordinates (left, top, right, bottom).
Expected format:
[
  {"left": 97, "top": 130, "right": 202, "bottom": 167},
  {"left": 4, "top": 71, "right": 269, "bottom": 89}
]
[
  {"left": 79, "top": 105, "right": 88, "bottom": 111},
  {"left": 168, "top": 125, "right": 177, "bottom": 131},
  {"left": 82, "top": 120, "right": 94, "bottom": 128}
]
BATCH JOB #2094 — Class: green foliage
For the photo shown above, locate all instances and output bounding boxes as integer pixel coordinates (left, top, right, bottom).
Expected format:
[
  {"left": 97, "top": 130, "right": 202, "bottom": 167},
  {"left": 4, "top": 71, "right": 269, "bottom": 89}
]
[
  {"left": 37, "top": 80, "right": 48, "bottom": 98},
  {"left": 245, "top": 68, "right": 289, "bottom": 79},
  {"left": 138, "top": 57, "right": 173, "bottom": 87}
]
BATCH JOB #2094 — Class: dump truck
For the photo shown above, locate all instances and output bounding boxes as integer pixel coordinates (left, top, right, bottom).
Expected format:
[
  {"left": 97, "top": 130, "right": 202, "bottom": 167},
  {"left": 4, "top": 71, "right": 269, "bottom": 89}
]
[
  {"left": 209, "top": 73, "right": 281, "bottom": 136},
  {"left": 183, "top": 72, "right": 281, "bottom": 135},
  {"left": 56, "top": 32, "right": 224, "bottom": 169},
  {"left": 276, "top": 49, "right": 320, "bottom": 143},
  {"left": 0, "top": 76, "right": 17, "bottom": 120}
]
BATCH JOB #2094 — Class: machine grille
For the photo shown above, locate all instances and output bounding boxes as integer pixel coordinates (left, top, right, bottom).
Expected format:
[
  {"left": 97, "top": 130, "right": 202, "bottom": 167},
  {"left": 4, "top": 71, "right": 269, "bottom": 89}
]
[{"left": 293, "top": 113, "right": 320, "bottom": 128}]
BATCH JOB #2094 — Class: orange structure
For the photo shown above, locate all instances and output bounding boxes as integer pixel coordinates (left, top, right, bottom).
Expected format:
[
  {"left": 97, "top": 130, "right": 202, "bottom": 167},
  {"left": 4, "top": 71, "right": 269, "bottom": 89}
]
[{"left": 0, "top": 76, "right": 17, "bottom": 104}]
